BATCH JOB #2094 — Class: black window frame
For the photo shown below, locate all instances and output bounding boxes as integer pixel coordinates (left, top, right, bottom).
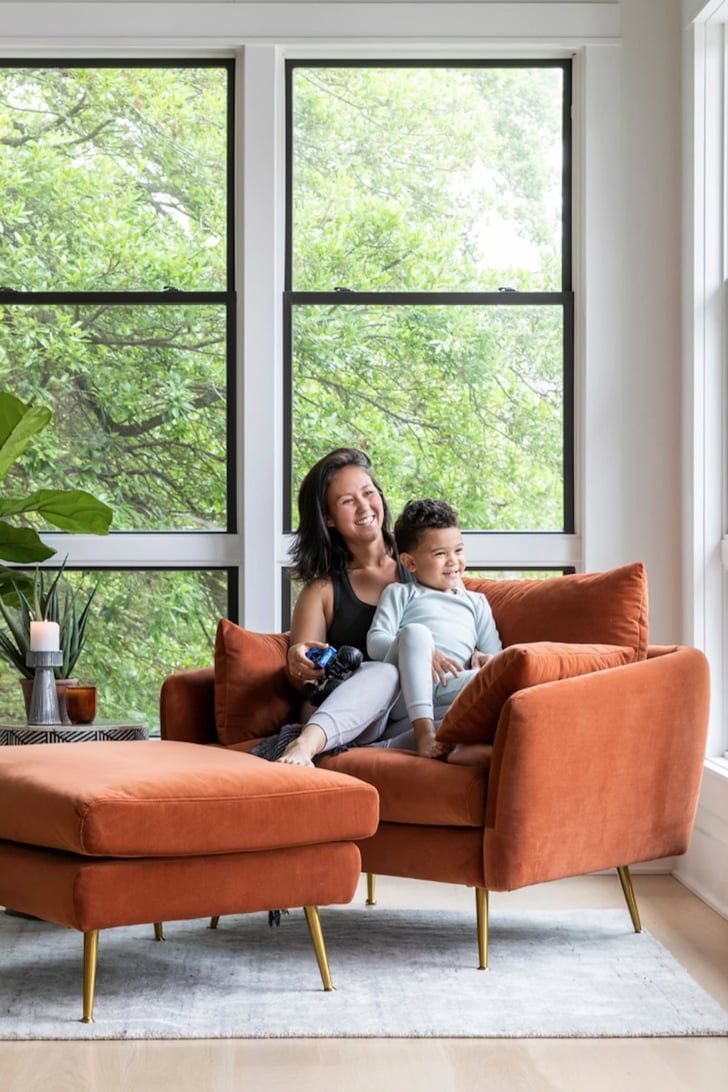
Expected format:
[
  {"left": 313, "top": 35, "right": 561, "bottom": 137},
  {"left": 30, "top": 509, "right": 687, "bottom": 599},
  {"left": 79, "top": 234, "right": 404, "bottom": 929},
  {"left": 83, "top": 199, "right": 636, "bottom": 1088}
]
[
  {"left": 0, "top": 58, "right": 238, "bottom": 535},
  {"left": 283, "top": 58, "right": 574, "bottom": 536}
]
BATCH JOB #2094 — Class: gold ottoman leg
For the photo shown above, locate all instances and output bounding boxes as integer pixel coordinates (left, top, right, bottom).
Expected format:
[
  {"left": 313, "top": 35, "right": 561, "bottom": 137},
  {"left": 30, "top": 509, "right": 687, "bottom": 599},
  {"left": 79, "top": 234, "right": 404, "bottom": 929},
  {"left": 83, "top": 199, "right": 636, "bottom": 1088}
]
[
  {"left": 366, "top": 872, "right": 377, "bottom": 906},
  {"left": 153, "top": 922, "right": 165, "bottom": 942},
  {"left": 617, "top": 866, "right": 643, "bottom": 933},
  {"left": 303, "top": 906, "right": 335, "bottom": 991},
  {"left": 475, "top": 887, "right": 489, "bottom": 970},
  {"left": 209, "top": 916, "right": 220, "bottom": 930},
  {"left": 82, "top": 930, "right": 99, "bottom": 1024}
]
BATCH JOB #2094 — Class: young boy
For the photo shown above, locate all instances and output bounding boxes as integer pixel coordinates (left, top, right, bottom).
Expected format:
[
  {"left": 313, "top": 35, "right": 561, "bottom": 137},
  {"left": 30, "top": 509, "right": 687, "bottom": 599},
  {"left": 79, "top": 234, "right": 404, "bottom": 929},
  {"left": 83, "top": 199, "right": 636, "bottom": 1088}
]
[{"left": 367, "top": 499, "right": 501, "bottom": 763}]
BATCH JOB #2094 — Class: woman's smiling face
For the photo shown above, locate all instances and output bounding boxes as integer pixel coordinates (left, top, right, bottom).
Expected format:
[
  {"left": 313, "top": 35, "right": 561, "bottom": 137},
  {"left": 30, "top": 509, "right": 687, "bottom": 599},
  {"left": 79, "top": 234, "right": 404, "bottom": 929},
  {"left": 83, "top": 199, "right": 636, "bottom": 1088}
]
[{"left": 325, "top": 465, "right": 384, "bottom": 544}]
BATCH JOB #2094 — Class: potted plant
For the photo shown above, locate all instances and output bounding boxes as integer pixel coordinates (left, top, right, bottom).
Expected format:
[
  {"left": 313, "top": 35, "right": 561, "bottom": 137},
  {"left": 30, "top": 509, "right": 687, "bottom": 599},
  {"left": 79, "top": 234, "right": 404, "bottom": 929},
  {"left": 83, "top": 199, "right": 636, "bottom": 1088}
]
[{"left": 0, "top": 564, "right": 98, "bottom": 723}]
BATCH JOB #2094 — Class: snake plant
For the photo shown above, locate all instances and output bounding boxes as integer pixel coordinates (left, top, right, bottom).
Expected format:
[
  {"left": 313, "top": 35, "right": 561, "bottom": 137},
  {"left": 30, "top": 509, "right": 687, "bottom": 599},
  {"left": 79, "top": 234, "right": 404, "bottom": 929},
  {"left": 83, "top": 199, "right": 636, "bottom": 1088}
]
[{"left": 0, "top": 562, "right": 97, "bottom": 679}]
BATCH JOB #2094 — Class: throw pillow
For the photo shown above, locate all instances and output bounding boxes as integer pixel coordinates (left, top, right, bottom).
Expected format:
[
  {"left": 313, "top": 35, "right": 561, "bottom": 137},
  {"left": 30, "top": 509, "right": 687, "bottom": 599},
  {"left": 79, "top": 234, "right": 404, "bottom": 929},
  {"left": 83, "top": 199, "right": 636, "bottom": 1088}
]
[
  {"left": 214, "top": 620, "right": 298, "bottom": 745},
  {"left": 437, "top": 642, "right": 635, "bottom": 745},
  {"left": 464, "top": 562, "right": 649, "bottom": 661}
]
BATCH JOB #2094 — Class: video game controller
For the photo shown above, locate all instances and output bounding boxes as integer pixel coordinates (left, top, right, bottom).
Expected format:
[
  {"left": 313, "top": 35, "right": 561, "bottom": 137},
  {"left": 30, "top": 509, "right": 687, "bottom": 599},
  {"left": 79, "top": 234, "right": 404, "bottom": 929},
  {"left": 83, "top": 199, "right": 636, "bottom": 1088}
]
[{"left": 302, "top": 644, "right": 364, "bottom": 707}]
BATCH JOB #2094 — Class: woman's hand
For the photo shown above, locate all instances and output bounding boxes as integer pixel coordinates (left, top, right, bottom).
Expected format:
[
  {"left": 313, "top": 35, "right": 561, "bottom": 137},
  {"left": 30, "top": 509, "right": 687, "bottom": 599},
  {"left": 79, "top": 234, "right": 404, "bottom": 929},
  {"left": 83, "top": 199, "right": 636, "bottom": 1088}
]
[
  {"left": 287, "top": 641, "right": 328, "bottom": 687},
  {"left": 431, "top": 650, "right": 464, "bottom": 687},
  {"left": 470, "top": 651, "right": 493, "bottom": 671}
]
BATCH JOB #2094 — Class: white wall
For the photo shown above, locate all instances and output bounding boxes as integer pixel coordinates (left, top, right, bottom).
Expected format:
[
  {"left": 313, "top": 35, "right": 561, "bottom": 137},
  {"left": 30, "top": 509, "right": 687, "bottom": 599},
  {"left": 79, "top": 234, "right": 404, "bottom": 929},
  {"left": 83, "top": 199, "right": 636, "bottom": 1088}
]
[
  {"left": 581, "top": 0, "right": 682, "bottom": 645},
  {"left": 614, "top": 0, "right": 682, "bottom": 642}
]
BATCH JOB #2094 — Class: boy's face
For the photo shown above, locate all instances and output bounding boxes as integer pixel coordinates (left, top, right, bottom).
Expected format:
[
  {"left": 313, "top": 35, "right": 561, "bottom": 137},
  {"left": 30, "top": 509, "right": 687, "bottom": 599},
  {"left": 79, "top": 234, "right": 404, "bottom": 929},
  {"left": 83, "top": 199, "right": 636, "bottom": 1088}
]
[{"left": 400, "top": 526, "right": 466, "bottom": 592}]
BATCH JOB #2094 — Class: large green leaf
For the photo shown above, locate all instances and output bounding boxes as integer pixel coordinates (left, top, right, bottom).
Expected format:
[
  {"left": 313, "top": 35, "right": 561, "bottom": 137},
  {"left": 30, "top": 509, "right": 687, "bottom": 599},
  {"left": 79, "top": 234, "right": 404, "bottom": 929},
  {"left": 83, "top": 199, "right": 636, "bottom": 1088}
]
[
  {"left": 0, "top": 521, "right": 55, "bottom": 563},
  {"left": 0, "top": 490, "right": 113, "bottom": 534},
  {"left": 0, "top": 393, "right": 52, "bottom": 484},
  {"left": 0, "top": 567, "right": 34, "bottom": 607}
]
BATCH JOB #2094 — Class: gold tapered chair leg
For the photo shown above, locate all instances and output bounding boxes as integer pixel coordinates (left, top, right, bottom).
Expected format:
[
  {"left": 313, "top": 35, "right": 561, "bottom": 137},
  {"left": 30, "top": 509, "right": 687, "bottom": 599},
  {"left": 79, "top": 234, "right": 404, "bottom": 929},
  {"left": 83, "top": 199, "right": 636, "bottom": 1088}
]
[
  {"left": 209, "top": 915, "right": 220, "bottom": 930},
  {"left": 366, "top": 872, "right": 377, "bottom": 906},
  {"left": 82, "top": 930, "right": 99, "bottom": 1024},
  {"left": 303, "top": 906, "right": 335, "bottom": 991},
  {"left": 153, "top": 921, "right": 165, "bottom": 942},
  {"left": 617, "top": 865, "right": 642, "bottom": 933},
  {"left": 475, "top": 888, "right": 489, "bottom": 970}
]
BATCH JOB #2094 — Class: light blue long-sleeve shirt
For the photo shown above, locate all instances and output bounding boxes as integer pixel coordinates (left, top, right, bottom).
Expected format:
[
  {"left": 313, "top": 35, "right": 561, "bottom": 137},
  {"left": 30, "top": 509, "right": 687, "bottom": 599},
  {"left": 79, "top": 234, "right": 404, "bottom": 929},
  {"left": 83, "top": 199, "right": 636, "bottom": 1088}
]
[{"left": 367, "top": 581, "right": 502, "bottom": 667}]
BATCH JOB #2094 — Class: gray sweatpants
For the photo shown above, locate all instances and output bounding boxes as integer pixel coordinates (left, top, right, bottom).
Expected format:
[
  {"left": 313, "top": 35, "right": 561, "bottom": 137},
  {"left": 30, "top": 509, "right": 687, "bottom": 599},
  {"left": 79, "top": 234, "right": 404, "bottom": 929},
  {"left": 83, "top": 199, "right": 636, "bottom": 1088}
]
[
  {"left": 303, "top": 661, "right": 403, "bottom": 750},
  {"left": 383, "top": 622, "right": 478, "bottom": 723},
  {"left": 303, "top": 623, "right": 476, "bottom": 753}
]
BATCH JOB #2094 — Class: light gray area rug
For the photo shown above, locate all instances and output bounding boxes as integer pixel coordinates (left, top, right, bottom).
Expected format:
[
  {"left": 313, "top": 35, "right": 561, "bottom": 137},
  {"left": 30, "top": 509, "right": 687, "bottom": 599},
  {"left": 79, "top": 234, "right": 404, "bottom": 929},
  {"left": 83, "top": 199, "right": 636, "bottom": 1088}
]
[{"left": 1, "top": 908, "right": 727, "bottom": 1040}]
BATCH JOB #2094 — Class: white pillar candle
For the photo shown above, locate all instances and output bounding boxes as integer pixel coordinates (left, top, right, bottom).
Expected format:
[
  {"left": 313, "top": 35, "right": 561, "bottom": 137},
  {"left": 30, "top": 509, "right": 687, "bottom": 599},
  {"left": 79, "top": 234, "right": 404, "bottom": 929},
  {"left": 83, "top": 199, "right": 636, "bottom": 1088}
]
[{"left": 30, "top": 620, "right": 60, "bottom": 652}]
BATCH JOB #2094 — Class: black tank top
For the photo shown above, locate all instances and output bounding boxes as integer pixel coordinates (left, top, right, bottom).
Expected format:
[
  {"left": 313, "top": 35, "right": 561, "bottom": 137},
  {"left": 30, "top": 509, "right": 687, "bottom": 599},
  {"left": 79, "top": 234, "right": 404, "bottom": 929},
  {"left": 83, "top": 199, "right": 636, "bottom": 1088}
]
[{"left": 327, "top": 561, "right": 411, "bottom": 658}]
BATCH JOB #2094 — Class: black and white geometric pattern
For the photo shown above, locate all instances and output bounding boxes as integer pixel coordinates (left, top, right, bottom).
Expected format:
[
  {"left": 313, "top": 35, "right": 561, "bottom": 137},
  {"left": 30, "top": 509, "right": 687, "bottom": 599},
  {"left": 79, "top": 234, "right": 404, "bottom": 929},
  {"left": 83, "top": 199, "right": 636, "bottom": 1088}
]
[{"left": 0, "top": 722, "right": 148, "bottom": 746}]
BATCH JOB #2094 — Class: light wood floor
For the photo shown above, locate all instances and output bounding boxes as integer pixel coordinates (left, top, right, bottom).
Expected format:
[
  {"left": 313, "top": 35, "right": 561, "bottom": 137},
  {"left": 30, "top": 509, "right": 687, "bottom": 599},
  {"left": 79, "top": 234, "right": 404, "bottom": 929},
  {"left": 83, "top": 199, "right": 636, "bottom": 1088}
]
[{"left": 1, "top": 874, "right": 726, "bottom": 1092}]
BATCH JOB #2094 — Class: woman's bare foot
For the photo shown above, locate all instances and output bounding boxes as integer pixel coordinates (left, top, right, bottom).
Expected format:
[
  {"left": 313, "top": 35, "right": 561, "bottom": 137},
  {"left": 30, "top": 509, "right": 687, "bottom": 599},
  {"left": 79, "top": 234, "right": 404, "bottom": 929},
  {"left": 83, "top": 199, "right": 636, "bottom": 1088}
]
[
  {"left": 446, "top": 743, "right": 492, "bottom": 767},
  {"left": 412, "top": 717, "right": 451, "bottom": 760},
  {"left": 277, "top": 723, "right": 326, "bottom": 767}
]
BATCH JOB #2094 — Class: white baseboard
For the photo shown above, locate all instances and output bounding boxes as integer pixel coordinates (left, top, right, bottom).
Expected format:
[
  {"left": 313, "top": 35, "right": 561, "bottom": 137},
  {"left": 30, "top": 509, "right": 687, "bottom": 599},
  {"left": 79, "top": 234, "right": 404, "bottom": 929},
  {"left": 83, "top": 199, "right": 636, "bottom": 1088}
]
[
  {"left": 592, "top": 857, "right": 675, "bottom": 877},
  {"left": 672, "top": 763, "right": 728, "bottom": 920},
  {"left": 630, "top": 857, "right": 677, "bottom": 874}
]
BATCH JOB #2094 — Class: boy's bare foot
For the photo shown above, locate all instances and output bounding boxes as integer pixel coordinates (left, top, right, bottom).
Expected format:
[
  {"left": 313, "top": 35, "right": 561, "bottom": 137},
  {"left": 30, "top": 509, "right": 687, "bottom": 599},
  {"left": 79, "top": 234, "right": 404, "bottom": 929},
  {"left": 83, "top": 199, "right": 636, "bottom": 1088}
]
[
  {"left": 412, "top": 717, "right": 451, "bottom": 760},
  {"left": 446, "top": 743, "right": 492, "bottom": 767},
  {"left": 277, "top": 723, "right": 326, "bottom": 767}
]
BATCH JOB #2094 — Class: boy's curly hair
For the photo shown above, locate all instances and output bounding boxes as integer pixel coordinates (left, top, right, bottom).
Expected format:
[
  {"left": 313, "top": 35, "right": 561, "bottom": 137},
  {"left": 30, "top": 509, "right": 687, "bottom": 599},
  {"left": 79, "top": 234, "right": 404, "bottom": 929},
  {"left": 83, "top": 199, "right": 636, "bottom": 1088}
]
[{"left": 394, "top": 499, "right": 460, "bottom": 554}]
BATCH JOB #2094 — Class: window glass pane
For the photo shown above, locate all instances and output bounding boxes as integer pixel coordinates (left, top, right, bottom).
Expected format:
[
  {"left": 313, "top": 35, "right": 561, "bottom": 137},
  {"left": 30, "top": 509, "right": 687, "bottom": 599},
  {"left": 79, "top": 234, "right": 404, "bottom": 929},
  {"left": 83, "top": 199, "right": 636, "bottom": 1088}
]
[
  {"left": 291, "top": 65, "right": 563, "bottom": 292},
  {"left": 291, "top": 304, "right": 564, "bottom": 531},
  {"left": 0, "top": 569, "right": 228, "bottom": 736},
  {"left": 0, "top": 304, "right": 227, "bottom": 530},
  {"left": 0, "top": 66, "right": 228, "bottom": 291}
]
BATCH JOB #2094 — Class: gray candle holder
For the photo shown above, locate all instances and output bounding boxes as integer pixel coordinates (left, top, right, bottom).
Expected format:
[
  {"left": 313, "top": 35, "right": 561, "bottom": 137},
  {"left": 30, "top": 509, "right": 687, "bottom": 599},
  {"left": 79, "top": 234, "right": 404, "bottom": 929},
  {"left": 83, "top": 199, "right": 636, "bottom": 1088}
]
[{"left": 26, "top": 650, "right": 64, "bottom": 726}]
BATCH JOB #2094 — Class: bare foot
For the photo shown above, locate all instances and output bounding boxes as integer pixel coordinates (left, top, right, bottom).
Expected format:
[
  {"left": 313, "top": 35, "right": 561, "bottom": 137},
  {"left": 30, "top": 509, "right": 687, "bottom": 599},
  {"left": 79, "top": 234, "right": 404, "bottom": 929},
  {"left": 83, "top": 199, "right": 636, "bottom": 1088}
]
[
  {"left": 276, "top": 723, "right": 326, "bottom": 767},
  {"left": 446, "top": 743, "right": 492, "bottom": 767},
  {"left": 412, "top": 717, "right": 451, "bottom": 760}
]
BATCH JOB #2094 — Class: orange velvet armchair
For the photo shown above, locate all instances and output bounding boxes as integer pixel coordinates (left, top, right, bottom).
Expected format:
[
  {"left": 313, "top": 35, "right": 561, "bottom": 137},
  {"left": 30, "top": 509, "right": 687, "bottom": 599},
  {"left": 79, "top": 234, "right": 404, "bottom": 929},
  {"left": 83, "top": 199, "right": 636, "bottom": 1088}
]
[{"left": 160, "top": 565, "right": 710, "bottom": 967}]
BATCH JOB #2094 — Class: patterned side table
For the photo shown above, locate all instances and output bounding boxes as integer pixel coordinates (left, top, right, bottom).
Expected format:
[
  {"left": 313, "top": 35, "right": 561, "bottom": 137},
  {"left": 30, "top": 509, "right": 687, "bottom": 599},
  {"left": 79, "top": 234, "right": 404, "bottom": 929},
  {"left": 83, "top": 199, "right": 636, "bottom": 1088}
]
[{"left": 0, "top": 720, "right": 148, "bottom": 745}]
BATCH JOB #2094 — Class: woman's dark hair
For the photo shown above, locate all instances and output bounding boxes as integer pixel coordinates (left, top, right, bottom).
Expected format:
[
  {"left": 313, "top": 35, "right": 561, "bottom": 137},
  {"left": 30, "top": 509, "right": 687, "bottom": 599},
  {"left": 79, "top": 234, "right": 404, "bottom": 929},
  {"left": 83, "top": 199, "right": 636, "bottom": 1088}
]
[{"left": 290, "top": 448, "right": 396, "bottom": 583}]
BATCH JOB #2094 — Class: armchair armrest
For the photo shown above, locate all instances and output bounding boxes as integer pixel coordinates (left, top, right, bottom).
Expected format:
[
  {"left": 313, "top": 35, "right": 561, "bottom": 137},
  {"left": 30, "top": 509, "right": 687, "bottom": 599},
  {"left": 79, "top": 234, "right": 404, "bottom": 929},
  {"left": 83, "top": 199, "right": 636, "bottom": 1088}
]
[
  {"left": 484, "top": 647, "right": 709, "bottom": 891},
  {"left": 160, "top": 668, "right": 217, "bottom": 745}
]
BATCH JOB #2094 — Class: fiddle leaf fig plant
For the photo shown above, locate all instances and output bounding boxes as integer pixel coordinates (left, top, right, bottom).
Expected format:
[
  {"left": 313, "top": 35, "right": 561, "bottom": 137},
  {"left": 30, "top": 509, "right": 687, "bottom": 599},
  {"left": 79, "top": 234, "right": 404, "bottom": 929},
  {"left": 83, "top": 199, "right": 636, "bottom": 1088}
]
[{"left": 0, "top": 392, "right": 113, "bottom": 598}]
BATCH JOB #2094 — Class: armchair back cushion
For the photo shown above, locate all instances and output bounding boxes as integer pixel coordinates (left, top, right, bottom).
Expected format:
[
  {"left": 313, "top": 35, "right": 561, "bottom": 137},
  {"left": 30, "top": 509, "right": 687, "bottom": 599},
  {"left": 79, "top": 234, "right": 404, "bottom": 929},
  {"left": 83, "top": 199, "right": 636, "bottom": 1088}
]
[
  {"left": 214, "top": 620, "right": 297, "bottom": 745},
  {"left": 464, "top": 562, "right": 648, "bottom": 661},
  {"left": 437, "top": 641, "right": 635, "bottom": 744}
]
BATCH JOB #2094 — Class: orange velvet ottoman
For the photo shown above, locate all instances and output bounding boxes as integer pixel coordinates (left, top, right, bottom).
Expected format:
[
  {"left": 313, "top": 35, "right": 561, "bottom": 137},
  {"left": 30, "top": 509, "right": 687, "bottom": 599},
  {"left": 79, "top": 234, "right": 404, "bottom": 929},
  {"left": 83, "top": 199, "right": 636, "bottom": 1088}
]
[{"left": 0, "top": 740, "right": 379, "bottom": 1022}]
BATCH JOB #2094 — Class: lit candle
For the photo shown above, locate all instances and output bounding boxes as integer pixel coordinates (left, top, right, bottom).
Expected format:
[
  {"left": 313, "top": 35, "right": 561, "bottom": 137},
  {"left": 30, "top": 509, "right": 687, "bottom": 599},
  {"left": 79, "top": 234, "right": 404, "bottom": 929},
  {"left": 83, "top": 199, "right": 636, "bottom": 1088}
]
[{"left": 30, "top": 620, "right": 60, "bottom": 652}]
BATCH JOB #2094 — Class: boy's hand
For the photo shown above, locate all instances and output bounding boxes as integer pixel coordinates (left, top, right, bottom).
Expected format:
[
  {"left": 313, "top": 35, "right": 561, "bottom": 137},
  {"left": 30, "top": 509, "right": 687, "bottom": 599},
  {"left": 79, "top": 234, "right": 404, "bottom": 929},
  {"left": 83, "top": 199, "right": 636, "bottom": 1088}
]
[
  {"left": 471, "top": 651, "right": 494, "bottom": 670},
  {"left": 432, "top": 650, "right": 464, "bottom": 686}
]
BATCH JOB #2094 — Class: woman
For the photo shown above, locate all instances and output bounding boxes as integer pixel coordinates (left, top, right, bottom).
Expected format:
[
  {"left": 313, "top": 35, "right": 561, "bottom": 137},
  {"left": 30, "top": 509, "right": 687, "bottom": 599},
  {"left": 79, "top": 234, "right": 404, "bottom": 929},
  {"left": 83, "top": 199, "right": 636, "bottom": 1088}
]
[{"left": 274, "top": 447, "right": 410, "bottom": 766}]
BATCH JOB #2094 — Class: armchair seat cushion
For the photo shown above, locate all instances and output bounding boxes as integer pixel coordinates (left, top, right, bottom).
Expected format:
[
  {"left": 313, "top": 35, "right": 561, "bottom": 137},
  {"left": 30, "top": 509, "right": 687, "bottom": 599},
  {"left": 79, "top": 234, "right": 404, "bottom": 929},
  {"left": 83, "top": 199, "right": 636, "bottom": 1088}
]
[
  {"left": 319, "top": 748, "right": 489, "bottom": 827},
  {"left": 0, "top": 740, "right": 379, "bottom": 858}
]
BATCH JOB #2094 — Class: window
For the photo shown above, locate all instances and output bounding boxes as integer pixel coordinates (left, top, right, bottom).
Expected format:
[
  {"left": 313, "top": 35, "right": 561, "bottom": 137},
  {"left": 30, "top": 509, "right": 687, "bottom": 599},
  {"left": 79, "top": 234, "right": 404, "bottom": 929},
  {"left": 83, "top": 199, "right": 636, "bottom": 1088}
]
[
  {"left": 284, "top": 61, "right": 573, "bottom": 538},
  {"left": 0, "top": 568, "right": 234, "bottom": 730},
  {"left": 0, "top": 61, "right": 236, "bottom": 733}
]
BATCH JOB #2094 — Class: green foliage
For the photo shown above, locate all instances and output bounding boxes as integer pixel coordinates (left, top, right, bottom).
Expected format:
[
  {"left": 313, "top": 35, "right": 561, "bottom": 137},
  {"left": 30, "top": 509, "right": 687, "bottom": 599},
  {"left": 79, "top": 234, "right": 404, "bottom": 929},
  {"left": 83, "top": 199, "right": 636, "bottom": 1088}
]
[
  {"left": 289, "top": 65, "right": 567, "bottom": 530},
  {"left": 0, "top": 68, "right": 228, "bottom": 531},
  {"left": 0, "top": 569, "right": 227, "bottom": 732},
  {"left": 0, "top": 392, "right": 112, "bottom": 577}
]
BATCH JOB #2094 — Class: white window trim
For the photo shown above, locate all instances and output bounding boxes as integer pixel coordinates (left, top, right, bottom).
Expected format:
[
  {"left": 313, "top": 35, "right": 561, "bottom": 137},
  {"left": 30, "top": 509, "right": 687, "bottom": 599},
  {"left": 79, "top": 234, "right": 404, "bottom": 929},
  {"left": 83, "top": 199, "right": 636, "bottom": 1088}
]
[{"left": 684, "top": 2, "right": 728, "bottom": 762}]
